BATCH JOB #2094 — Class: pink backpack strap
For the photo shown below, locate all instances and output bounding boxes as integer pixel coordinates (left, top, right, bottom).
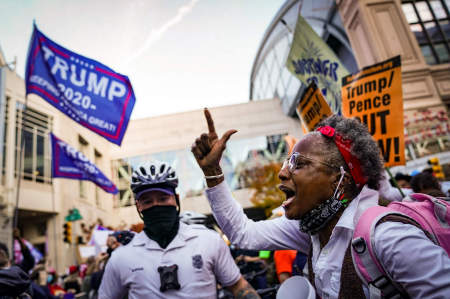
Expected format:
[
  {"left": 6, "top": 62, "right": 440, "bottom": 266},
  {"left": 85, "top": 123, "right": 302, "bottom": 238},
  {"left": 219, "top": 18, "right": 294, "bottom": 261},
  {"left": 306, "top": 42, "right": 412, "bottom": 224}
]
[
  {"left": 408, "top": 193, "right": 450, "bottom": 230},
  {"left": 351, "top": 206, "right": 408, "bottom": 298},
  {"left": 352, "top": 194, "right": 450, "bottom": 298}
]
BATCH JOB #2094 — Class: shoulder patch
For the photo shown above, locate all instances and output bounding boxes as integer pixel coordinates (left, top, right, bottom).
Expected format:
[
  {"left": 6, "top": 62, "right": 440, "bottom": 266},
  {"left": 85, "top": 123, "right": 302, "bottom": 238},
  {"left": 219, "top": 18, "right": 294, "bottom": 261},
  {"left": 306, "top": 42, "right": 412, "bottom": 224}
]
[{"left": 192, "top": 254, "right": 203, "bottom": 269}]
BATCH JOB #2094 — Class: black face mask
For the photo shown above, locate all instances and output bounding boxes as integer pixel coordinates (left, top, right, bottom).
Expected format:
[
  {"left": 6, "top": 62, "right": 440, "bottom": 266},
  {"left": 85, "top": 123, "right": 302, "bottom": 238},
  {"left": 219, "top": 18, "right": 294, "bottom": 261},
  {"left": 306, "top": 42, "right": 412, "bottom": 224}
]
[{"left": 142, "top": 205, "right": 179, "bottom": 249}]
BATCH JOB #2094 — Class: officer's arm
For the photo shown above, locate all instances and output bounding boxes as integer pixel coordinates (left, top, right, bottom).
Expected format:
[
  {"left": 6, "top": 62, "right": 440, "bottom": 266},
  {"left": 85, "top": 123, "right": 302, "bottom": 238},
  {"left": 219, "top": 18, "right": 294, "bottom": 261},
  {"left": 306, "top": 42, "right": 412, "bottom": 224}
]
[{"left": 227, "top": 276, "right": 260, "bottom": 299}]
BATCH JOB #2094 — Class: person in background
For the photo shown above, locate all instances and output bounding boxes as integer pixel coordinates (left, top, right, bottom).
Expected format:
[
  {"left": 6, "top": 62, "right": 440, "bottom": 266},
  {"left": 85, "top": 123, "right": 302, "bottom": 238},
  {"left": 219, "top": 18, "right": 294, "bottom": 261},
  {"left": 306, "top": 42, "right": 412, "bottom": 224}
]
[
  {"left": 273, "top": 250, "right": 296, "bottom": 284},
  {"left": 273, "top": 250, "right": 306, "bottom": 284},
  {"left": 0, "top": 241, "right": 32, "bottom": 298},
  {"left": 47, "top": 268, "right": 65, "bottom": 297},
  {"left": 105, "top": 235, "right": 120, "bottom": 257},
  {"left": 29, "top": 262, "right": 57, "bottom": 299},
  {"left": 391, "top": 173, "right": 412, "bottom": 189},
  {"left": 410, "top": 171, "right": 446, "bottom": 197},
  {"left": 90, "top": 230, "right": 135, "bottom": 295},
  {"left": 234, "top": 249, "right": 267, "bottom": 291},
  {"left": 378, "top": 171, "right": 414, "bottom": 203},
  {"left": 80, "top": 256, "right": 96, "bottom": 299},
  {"left": 88, "top": 253, "right": 109, "bottom": 296},
  {"left": 63, "top": 265, "right": 81, "bottom": 294},
  {"left": 12, "top": 228, "right": 35, "bottom": 273}
]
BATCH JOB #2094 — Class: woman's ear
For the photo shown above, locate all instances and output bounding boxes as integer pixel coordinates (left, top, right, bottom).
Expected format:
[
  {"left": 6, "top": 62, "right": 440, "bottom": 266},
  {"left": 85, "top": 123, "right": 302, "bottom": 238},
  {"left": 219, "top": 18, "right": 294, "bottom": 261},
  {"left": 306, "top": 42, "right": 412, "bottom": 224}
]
[
  {"left": 331, "top": 168, "right": 350, "bottom": 192},
  {"left": 343, "top": 172, "right": 353, "bottom": 186},
  {"left": 330, "top": 171, "right": 342, "bottom": 192}
]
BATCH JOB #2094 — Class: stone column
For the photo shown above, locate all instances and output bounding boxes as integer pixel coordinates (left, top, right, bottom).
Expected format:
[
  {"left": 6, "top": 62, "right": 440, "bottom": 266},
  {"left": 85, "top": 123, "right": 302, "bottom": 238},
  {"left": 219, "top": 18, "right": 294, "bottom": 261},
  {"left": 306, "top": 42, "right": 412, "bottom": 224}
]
[{"left": 336, "top": 0, "right": 449, "bottom": 111}]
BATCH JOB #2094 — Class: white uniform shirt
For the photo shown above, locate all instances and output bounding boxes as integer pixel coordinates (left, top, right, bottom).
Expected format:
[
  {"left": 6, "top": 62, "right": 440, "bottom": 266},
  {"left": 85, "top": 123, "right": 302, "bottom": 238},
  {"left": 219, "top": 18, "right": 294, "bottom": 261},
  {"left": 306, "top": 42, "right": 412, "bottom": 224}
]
[
  {"left": 98, "top": 223, "right": 240, "bottom": 299},
  {"left": 205, "top": 181, "right": 450, "bottom": 299}
]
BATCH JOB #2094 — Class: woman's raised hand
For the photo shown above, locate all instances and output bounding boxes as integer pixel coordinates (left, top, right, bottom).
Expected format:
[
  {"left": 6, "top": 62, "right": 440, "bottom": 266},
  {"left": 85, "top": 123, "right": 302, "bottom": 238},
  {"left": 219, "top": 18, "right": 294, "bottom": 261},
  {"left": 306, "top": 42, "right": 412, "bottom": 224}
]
[{"left": 191, "top": 108, "right": 237, "bottom": 178}]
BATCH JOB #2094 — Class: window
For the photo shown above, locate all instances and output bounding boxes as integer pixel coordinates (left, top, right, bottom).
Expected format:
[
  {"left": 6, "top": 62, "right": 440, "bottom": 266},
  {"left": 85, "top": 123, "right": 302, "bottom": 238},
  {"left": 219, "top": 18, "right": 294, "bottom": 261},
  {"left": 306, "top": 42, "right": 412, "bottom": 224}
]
[
  {"left": 402, "top": 1, "right": 450, "bottom": 64},
  {"left": 15, "top": 105, "right": 52, "bottom": 184},
  {"left": 114, "top": 159, "right": 133, "bottom": 207}
]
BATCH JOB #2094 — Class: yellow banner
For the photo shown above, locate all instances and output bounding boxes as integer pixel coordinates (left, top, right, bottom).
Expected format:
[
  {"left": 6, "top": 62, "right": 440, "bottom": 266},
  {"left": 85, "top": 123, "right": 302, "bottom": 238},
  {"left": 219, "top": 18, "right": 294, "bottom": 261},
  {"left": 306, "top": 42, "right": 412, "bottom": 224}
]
[
  {"left": 342, "top": 56, "right": 404, "bottom": 167},
  {"left": 296, "top": 82, "right": 332, "bottom": 132},
  {"left": 286, "top": 15, "right": 348, "bottom": 114}
]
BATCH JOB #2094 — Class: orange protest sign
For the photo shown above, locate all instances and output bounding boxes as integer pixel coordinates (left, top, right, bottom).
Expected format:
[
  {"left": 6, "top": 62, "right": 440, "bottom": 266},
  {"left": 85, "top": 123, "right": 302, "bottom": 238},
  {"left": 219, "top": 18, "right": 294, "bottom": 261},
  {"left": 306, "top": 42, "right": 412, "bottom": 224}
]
[
  {"left": 296, "top": 82, "right": 333, "bottom": 132},
  {"left": 342, "top": 56, "right": 404, "bottom": 167}
]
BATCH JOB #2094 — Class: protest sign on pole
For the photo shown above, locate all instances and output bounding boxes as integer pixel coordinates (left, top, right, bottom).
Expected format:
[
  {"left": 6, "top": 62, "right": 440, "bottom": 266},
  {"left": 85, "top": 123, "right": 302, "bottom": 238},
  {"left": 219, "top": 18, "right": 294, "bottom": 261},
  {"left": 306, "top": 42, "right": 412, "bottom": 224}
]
[
  {"left": 296, "top": 82, "right": 333, "bottom": 132},
  {"left": 25, "top": 25, "right": 135, "bottom": 146},
  {"left": 286, "top": 15, "right": 348, "bottom": 114},
  {"left": 342, "top": 56, "right": 404, "bottom": 167},
  {"left": 50, "top": 133, "right": 118, "bottom": 194}
]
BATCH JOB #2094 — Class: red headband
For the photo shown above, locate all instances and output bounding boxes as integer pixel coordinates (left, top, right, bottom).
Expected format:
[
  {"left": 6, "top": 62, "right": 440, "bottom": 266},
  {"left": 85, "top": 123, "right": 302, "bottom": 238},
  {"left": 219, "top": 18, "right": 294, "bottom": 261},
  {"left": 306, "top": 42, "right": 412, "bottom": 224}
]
[{"left": 316, "top": 126, "right": 367, "bottom": 188}]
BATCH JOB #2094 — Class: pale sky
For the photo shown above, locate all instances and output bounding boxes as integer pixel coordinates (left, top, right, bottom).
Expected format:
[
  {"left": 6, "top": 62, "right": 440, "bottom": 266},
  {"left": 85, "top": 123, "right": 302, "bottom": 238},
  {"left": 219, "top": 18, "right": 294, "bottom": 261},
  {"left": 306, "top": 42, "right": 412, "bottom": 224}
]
[{"left": 0, "top": 0, "right": 285, "bottom": 119}]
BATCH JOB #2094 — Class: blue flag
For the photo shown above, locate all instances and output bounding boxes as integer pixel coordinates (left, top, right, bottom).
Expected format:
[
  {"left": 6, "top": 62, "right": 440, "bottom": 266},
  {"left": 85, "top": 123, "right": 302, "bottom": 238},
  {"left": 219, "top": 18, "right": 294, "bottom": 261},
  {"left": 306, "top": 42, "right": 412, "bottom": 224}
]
[
  {"left": 25, "top": 25, "right": 135, "bottom": 145},
  {"left": 50, "top": 133, "right": 118, "bottom": 194}
]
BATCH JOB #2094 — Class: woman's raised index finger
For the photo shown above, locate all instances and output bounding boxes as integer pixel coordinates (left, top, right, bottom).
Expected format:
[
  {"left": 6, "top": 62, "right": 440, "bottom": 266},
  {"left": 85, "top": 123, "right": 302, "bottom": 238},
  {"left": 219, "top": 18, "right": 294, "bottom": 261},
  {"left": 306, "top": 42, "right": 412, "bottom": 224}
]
[{"left": 204, "top": 108, "right": 216, "bottom": 134}]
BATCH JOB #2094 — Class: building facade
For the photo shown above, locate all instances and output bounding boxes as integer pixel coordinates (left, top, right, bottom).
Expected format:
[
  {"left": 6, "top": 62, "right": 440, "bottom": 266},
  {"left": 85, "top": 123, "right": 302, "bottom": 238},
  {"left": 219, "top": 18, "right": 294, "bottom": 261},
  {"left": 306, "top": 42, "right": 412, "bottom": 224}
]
[
  {"left": 250, "top": 0, "right": 450, "bottom": 173},
  {"left": 0, "top": 46, "right": 117, "bottom": 273}
]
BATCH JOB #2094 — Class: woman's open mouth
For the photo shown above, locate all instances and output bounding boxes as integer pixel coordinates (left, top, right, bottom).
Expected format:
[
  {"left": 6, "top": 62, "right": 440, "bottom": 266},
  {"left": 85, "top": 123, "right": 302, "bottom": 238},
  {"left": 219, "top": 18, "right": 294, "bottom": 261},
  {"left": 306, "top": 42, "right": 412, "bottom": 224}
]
[{"left": 278, "top": 185, "right": 296, "bottom": 209}]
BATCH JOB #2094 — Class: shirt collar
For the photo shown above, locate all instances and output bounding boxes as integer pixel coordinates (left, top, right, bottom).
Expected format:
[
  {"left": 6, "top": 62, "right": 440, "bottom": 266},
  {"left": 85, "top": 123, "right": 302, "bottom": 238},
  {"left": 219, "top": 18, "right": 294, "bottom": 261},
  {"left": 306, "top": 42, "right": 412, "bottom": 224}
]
[
  {"left": 335, "top": 185, "right": 379, "bottom": 230},
  {"left": 131, "top": 222, "right": 198, "bottom": 250}
]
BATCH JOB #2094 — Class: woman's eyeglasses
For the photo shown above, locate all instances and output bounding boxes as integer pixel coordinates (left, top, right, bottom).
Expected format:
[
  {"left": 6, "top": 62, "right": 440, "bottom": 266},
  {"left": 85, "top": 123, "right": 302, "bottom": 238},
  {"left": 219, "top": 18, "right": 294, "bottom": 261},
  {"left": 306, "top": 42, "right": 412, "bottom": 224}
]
[{"left": 283, "top": 152, "right": 340, "bottom": 173}]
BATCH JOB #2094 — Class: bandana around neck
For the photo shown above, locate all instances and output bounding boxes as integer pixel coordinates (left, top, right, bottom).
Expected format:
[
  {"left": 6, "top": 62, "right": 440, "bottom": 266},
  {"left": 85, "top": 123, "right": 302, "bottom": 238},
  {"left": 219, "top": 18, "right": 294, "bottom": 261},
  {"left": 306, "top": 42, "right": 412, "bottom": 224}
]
[{"left": 299, "top": 194, "right": 344, "bottom": 234}]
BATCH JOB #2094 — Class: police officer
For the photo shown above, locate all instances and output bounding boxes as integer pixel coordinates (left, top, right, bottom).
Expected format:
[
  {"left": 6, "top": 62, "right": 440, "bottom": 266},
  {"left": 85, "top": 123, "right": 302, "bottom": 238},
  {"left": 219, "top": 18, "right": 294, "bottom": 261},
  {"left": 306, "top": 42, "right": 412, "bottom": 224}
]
[{"left": 99, "top": 162, "right": 260, "bottom": 299}]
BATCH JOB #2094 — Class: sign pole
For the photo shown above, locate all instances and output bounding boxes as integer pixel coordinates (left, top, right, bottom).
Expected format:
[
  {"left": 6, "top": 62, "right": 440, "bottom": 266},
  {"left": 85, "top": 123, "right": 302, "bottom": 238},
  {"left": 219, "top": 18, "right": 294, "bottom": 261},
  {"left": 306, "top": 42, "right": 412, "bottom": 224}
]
[
  {"left": 12, "top": 95, "right": 29, "bottom": 250},
  {"left": 385, "top": 167, "right": 405, "bottom": 198}
]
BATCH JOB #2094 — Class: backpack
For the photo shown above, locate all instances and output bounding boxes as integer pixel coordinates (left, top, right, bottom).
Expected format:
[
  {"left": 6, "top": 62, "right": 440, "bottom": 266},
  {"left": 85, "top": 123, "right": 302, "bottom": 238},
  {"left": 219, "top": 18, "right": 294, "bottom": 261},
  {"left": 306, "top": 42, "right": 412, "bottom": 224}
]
[{"left": 351, "top": 193, "right": 450, "bottom": 298}]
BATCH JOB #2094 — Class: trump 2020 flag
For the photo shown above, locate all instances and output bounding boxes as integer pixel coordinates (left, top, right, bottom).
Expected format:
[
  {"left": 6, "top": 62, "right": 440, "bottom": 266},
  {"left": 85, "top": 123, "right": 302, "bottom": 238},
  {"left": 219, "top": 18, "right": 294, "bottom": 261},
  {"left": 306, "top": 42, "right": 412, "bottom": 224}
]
[
  {"left": 25, "top": 25, "right": 135, "bottom": 146},
  {"left": 50, "top": 133, "right": 118, "bottom": 194}
]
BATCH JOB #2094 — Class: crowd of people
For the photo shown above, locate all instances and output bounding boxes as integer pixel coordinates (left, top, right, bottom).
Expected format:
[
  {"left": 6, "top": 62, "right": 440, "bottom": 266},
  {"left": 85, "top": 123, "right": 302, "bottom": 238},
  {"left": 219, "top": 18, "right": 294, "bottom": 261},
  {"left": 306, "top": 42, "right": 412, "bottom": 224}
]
[
  {"left": 1, "top": 227, "right": 308, "bottom": 299},
  {"left": 0, "top": 228, "right": 133, "bottom": 298},
  {"left": 2, "top": 109, "right": 450, "bottom": 298}
]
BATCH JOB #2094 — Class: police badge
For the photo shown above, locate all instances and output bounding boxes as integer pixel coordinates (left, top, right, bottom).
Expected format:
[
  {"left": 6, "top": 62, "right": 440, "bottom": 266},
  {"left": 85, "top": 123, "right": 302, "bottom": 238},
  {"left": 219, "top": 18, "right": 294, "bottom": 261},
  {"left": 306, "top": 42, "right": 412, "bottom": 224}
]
[{"left": 192, "top": 254, "right": 203, "bottom": 269}]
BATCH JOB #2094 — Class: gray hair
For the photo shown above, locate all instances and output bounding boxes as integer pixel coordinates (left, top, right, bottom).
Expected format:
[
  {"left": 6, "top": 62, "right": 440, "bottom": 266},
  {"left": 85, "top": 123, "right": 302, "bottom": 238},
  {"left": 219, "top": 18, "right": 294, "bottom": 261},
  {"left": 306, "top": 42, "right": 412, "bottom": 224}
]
[{"left": 316, "top": 115, "right": 384, "bottom": 191}]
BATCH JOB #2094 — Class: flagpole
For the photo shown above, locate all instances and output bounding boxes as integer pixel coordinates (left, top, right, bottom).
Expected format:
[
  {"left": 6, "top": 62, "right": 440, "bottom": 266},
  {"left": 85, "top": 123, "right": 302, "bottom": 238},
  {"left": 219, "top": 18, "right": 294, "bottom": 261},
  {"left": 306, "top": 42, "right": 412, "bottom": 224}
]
[
  {"left": 13, "top": 22, "right": 37, "bottom": 249},
  {"left": 12, "top": 94, "right": 29, "bottom": 248},
  {"left": 280, "top": 19, "right": 294, "bottom": 34},
  {"left": 51, "top": 176, "right": 59, "bottom": 271}
]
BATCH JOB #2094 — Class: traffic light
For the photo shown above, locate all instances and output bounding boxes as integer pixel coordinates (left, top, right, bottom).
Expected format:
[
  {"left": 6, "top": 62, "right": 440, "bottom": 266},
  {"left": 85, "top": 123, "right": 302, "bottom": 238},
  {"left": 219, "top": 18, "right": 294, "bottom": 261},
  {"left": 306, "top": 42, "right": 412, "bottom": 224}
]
[
  {"left": 428, "top": 157, "right": 445, "bottom": 179},
  {"left": 63, "top": 222, "right": 72, "bottom": 244}
]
